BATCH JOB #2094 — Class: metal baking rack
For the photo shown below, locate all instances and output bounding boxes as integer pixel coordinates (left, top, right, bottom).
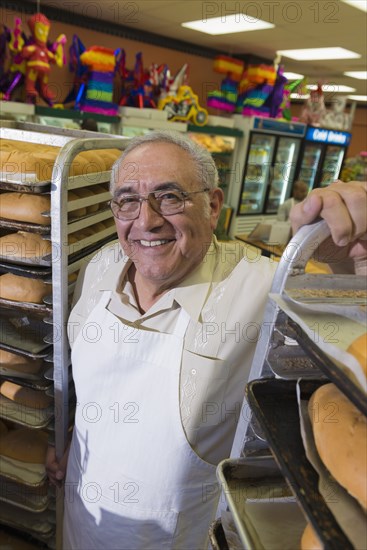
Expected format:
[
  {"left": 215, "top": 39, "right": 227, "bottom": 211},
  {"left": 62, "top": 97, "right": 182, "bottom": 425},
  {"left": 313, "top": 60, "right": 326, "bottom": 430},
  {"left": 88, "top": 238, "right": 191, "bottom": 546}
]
[
  {"left": 216, "top": 220, "right": 366, "bottom": 549},
  {"left": 0, "top": 122, "right": 129, "bottom": 549}
]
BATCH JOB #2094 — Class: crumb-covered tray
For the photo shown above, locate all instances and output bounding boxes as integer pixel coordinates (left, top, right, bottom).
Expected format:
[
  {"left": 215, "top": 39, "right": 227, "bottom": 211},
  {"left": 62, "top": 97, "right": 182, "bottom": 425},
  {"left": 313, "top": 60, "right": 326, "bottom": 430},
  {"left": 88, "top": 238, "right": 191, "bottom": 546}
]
[
  {"left": 0, "top": 252, "right": 52, "bottom": 267},
  {"left": 0, "top": 314, "right": 51, "bottom": 354},
  {"left": 216, "top": 456, "right": 306, "bottom": 550},
  {"left": 0, "top": 475, "right": 49, "bottom": 512},
  {"left": 246, "top": 378, "right": 355, "bottom": 550},
  {"left": 0, "top": 297, "right": 53, "bottom": 318},
  {"left": 0, "top": 218, "right": 51, "bottom": 235},
  {"left": 0, "top": 261, "right": 52, "bottom": 279},
  {"left": 0, "top": 179, "right": 51, "bottom": 193},
  {"left": 0, "top": 395, "right": 53, "bottom": 429}
]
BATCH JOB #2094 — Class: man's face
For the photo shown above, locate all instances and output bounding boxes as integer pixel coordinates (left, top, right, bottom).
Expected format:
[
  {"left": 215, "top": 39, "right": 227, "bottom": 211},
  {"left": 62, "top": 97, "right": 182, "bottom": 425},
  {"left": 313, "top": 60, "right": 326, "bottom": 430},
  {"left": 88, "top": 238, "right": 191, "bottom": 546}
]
[{"left": 112, "top": 142, "right": 223, "bottom": 292}]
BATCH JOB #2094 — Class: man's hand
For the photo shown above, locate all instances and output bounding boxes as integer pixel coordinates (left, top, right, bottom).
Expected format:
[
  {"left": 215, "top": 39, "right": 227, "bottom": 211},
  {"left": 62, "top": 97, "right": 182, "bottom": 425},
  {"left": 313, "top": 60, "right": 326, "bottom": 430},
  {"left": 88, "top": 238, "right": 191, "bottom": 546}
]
[
  {"left": 46, "top": 444, "right": 70, "bottom": 487},
  {"left": 290, "top": 181, "right": 367, "bottom": 267}
]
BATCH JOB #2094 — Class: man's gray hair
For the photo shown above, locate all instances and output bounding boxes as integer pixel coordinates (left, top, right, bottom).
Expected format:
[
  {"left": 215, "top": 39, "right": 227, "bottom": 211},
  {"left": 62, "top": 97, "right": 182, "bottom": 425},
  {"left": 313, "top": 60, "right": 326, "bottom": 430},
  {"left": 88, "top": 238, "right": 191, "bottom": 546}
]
[{"left": 110, "top": 130, "right": 219, "bottom": 194}]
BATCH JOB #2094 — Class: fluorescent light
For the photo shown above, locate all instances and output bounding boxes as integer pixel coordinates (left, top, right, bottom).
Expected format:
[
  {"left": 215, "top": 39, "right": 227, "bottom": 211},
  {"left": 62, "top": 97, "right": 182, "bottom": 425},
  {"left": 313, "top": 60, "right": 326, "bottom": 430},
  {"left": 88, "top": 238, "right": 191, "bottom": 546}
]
[
  {"left": 277, "top": 47, "right": 361, "bottom": 60},
  {"left": 340, "top": 0, "right": 367, "bottom": 12},
  {"left": 344, "top": 71, "right": 367, "bottom": 79},
  {"left": 182, "top": 14, "right": 274, "bottom": 35},
  {"left": 348, "top": 95, "right": 367, "bottom": 101},
  {"left": 307, "top": 84, "right": 356, "bottom": 93},
  {"left": 283, "top": 72, "right": 304, "bottom": 80}
]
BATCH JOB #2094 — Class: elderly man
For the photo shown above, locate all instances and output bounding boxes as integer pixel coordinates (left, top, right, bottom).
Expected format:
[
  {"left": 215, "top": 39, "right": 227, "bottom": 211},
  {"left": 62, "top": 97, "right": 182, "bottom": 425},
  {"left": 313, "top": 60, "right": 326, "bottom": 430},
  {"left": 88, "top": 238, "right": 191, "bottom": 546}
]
[{"left": 47, "top": 131, "right": 367, "bottom": 549}]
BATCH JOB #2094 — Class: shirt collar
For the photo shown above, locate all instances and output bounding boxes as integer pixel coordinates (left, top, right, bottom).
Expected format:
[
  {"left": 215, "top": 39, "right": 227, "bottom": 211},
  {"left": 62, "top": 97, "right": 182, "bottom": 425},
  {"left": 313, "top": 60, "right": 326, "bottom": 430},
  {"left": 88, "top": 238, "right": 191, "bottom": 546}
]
[{"left": 100, "top": 238, "right": 220, "bottom": 322}]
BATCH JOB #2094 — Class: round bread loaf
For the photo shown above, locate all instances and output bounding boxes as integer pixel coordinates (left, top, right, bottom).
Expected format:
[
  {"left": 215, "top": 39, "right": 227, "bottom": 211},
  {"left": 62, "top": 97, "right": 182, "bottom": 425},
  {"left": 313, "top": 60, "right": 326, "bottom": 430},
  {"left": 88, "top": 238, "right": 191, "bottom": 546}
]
[
  {"left": 0, "top": 231, "right": 52, "bottom": 259},
  {"left": 0, "top": 193, "right": 50, "bottom": 225},
  {"left": 0, "top": 427, "right": 48, "bottom": 463},
  {"left": 0, "top": 273, "right": 50, "bottom": 303},
  {"left": 0, "top": 349, "right": 43, "bottom": 374},
  {"left": 0, "top": 381, "right": 52, "bottom": 409},
  {"left": 300, "top": 523, "right": 324, "bottom": 550},
  {"left": 308, "top": 383, "right": 366, "bottom": 510},
  {"left": 347, "top": 333, "right": 367, "bottom": 376}
]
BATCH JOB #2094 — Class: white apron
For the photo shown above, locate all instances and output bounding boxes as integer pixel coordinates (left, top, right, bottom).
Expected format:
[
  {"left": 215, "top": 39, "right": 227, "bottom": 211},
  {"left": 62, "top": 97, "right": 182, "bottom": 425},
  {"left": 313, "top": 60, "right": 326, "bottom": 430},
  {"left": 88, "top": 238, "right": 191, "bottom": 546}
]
[{"left": 64, "top": 291, "right": 219, "bottom": 550}]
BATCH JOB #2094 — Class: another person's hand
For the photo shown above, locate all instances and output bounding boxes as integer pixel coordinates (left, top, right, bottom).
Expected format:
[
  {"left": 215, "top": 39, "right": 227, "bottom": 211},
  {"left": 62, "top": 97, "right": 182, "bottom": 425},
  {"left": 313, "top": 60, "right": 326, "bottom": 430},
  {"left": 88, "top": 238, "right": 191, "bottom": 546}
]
[
  {"left": 46, "top": 443, "right": 70, "bottom": 487},
  {"left": 290, "top": 180, "right": 367, "bottom": 268}
]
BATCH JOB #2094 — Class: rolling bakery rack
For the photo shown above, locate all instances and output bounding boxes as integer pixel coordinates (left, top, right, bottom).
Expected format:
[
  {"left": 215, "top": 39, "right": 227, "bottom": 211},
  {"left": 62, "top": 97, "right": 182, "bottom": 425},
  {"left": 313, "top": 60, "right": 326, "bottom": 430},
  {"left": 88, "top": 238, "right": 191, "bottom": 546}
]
[
  {"left": 0, "top": 121, "right": 128, "bottom": 549},
  {"left": 211, "top": 220, "right": 366, "bottom": 550}
]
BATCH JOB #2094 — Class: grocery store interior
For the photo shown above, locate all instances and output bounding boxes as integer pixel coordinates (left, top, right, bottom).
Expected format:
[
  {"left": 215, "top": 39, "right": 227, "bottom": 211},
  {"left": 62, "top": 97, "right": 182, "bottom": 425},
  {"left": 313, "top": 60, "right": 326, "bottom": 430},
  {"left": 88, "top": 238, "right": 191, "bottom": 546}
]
[{"left": 0, "top": 0, "right": 366, "bottom": 548}]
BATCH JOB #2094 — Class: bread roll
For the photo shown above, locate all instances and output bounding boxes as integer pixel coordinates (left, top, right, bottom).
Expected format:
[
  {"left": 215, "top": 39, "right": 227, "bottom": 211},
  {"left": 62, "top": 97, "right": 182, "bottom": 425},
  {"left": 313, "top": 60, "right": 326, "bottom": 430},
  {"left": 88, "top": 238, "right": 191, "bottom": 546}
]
[
  {"left": 0, "top": 427, "right": 48, "bottom": 463},
  {"left": 0, "top": 349, "right": 43, "bottom": 374},
  {"left": 0, "top": 193, "right": 50, "bottom": 225},
  {"left": 0, "top": 273, "right": 50, "bottom": 303},
  {"left": 72, "top": 187, "right": 99, "bottom": 213},
  {"left": 70, "top": 153, "right": 91, "bottom": 177},
  {"left": 347, "top": 333, "right": 367, "bottom": 376},
  {"left": 300, "top": 523, "right": 324, "bottom": 550},
  {"left": 0, "top": 231, "right": 52, "bottom": 259},
  {"left": 0, "top": 381, "right": 52, "bottom": 409},
  {"left": 31, "top": 151, "right": 59, "bottom": 181},
  {"left": 68, "top": 191, "right": 87, "bottom": 219},
  {"left": 79, "top": 151, "right": 107, "bottom": 173},
  {"left": 308, "top": 383, "right": 366, "bottom": 510}
]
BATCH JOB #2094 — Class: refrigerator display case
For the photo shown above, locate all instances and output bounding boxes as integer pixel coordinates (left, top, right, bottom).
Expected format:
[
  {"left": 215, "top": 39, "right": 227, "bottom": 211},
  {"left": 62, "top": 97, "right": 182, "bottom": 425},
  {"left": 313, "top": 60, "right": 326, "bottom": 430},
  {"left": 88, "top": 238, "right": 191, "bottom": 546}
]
[
  {"left": 227, "top": 116, "right": 306, "bottom": 235},
  {"left": 296, "top": 126, "right": 351, "bottom": 190}
]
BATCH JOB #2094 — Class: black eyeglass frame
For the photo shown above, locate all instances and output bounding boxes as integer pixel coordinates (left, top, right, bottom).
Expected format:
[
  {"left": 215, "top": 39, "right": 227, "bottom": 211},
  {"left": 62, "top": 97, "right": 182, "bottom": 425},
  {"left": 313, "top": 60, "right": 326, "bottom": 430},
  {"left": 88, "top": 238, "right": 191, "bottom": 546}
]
[{"left": 109, "top": 188, "right": 211, "bottom": 220}]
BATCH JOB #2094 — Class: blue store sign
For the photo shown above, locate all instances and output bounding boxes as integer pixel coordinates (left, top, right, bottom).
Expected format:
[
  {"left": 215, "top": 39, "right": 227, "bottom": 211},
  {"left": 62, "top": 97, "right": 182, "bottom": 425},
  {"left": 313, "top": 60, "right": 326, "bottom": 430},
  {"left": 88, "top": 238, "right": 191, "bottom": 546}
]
[{"left": 306, "top": 127, "right": 351, "bottom": 146}]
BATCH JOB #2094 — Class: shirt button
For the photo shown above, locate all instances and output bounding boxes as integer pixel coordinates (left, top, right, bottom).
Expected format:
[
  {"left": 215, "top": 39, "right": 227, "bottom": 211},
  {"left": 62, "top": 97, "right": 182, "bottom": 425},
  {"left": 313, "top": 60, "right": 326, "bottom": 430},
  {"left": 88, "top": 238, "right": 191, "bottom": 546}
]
[{"left": 191, "top": 369, "right": 196, "bottom": 375}]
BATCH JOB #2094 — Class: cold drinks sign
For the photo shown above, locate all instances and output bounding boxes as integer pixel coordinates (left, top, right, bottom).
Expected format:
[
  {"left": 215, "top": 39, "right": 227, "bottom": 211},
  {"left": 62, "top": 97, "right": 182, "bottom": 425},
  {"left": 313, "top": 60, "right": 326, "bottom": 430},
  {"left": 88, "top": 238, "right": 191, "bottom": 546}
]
[{"left": 306, "top": 127, "right": 351, "bottom": 146}]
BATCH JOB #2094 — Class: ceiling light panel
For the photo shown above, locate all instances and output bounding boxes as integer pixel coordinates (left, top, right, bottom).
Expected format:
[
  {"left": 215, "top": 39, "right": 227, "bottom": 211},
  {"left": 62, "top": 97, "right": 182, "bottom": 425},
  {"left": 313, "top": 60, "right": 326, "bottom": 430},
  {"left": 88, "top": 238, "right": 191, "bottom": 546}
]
[
  {"left": 277, "top": 47, "right": 361, "bottom": 60},
  {"left": 344, "top": 71, "right": 367, "bottom": 79},
  {"left": 182, "top": 14, "right": 274, "bottom": 35}
]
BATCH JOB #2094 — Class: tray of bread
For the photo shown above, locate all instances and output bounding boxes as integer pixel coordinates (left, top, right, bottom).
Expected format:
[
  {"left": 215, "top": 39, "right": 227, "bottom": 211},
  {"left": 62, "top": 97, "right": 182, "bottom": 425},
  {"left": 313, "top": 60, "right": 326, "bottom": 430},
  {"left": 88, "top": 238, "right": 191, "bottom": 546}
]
[
  {"left": 0, "top": 380, "right": 54, "bottom": 429},
  {"left": 0, "top": 231, "right": 52, "bottom": 266},
  {"left": 0, "top": 348, "right": 49, "bottom": 381},
  {"left": 246, "top": 378, "right": 366, "bottom": 550},
  {"left": 0, "top": 192, "right": 51, "bottom": 232},
  {"left": 0, "top": 421, "right": 49, "bottom": 487},
  {"left": 0, "top": 271, "right": 53, "bottom": 318},
  {"left": 0, "top": 134, "right": 121, "bottom": 189},
  {"left": 0, "top": 311, "right": 51, "bottom": 355}
]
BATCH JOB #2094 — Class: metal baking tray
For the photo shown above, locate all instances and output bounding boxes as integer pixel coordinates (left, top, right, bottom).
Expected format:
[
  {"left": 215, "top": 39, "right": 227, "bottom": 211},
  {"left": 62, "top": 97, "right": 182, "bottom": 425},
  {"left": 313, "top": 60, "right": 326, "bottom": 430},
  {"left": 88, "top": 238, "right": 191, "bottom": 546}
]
[
  {"left": 0, "top": 500, "right": 55, "bottom": 537},
  {"left": 246, "top": 378, "right": 354, "bottom": 550},
  {"left": 0, "top": 253, "right": 52, "bottom": 267},
  {"left": 0, "top": 179, "right": 51, "bottom": 193},
  {"left": 287, "top": 318, "right": 367, "bottom": 416},
  {"left": 0, "top": 298, "right": 53, "bottom": 318},
  {"left": 0, "top": 396, "right": 54, "bottom": 429},
  {"left": 0, "top": 373, "right": 52, "bottom": 390},
  {"left": 0, "top": 313, "right": 51, "bottom": 354},
  {"left": 0, "top": 261, "right": 52, "bottom": 279},
  {"left": 0, "top": 218, "right": 51, "bottom": 235},
  {"left": 0, "top": 342, "right": 52, "bottom": 361},
  {"left": 0, "top": 474, "right": 48, "bottom": 498},
  {"left": 217, "top": 456, "right": 306, "bottom": 550}
]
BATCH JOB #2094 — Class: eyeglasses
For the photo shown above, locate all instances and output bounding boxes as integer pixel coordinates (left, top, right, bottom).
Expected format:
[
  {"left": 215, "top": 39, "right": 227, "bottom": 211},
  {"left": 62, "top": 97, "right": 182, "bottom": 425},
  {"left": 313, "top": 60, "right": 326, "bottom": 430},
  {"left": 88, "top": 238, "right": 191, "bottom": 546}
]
[{"left": 109, "top": 188, "right": 210, "bottom": 220}]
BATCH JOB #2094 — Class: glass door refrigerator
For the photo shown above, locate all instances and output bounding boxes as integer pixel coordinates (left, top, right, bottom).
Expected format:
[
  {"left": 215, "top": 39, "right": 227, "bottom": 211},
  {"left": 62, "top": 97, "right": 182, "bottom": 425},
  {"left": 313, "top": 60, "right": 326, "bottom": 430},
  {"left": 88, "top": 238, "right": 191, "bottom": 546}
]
[
  {"left": 296, "top": 126, "right": 351, "bottom": 189},
  {"left": 228, "top": 117, "right": 306, "bottom": 226}
]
